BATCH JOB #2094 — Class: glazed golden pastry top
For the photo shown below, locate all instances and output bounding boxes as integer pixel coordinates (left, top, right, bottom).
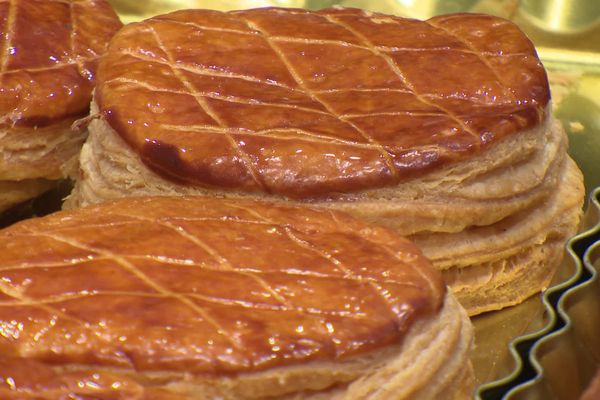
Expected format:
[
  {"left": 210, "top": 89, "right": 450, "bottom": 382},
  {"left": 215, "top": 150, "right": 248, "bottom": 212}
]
[
  {"left": 96, "top": 7, "right": 549, "bottom": 198},
  {"left": 0, "top": 0, "right": 122, "bottom": 127},
  {"left": 0, "top": 196, "right": 444, "bottom": 374},
  {"left": 0, "top": 357, "right": 185, "bottom": 399}
]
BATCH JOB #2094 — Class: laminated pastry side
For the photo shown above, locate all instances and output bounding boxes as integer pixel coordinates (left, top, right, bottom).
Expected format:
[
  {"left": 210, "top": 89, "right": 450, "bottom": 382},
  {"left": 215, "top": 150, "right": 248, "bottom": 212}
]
[{"left": 1, "top": 0, "right": 598, "bottom": 396}]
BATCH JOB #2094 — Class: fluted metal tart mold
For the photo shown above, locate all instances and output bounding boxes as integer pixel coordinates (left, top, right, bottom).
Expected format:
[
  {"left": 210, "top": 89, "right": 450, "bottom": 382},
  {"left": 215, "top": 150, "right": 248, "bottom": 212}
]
[{"left": 478, "top": 187, "right": 600, "bottom": 399}]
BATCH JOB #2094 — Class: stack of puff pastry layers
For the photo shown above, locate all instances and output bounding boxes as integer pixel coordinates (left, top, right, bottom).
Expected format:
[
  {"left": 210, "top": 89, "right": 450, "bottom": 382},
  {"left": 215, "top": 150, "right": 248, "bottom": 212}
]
[
  {"left": 0, "top": 0, "right": 122, "bottom": 212},
  {"left": 0, "top": 196, "right": 473, "bottom": 399},
  {"left": 67, "top": 7, "right": 585, "bottom": 315}
]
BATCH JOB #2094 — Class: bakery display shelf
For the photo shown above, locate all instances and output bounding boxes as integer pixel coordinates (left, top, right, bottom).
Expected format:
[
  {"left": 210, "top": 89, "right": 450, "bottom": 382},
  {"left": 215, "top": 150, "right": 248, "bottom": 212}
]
[{"left": 479, "top": 187, "right": 600, "bottom": 399}]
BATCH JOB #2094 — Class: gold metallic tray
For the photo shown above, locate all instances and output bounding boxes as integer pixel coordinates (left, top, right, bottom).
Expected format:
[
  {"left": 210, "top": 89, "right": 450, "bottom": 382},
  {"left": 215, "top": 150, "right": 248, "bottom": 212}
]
[
  {"left": 502, "top": 187, "right": 600, "bottom": 399},
  {"left": 477, "top": 187, "right": 600, "bottom": 399}
]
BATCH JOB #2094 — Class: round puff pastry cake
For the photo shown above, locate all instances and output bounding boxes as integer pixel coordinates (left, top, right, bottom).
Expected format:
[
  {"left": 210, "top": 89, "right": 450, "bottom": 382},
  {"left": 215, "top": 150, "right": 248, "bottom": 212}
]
[
  {"left": 0, "top": 0, "right": 122, "bottom": 212},
  {"left": 66, "top": 7, "right": 584, "bottom": 315},
  {"left": 0, "top": 196, "right": 473, "bottom": 399}
]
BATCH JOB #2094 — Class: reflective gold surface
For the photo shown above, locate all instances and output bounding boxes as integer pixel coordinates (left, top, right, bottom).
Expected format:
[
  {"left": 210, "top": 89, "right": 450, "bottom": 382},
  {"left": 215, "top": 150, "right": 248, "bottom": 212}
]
[
  {"left": 505, "top": 188, "right": 600, "bottom": 399},
  {"left": 104, "top": 0, "right": 600, "bottom": 395},
  {"left": 519, "top": 0, "right": 600, "bottom": 34}
]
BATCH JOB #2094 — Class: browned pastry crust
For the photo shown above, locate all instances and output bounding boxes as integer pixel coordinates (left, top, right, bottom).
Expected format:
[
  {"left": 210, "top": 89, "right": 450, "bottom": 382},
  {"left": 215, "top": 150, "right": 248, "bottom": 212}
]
[
  {"left": 93, "top": 8, "right": 549, "bottom": 198},
  {"left": 0, "top": 196, "right": 473, "bottom": 399},
  {"left": 68, "top": 101, "right": 585, "bottom": 316},
  {"left": 0, "top": 0, "right": 122, "bottom": 211},
  {"left": 0, "top": 0, "right": 121, "bottom": 129}
]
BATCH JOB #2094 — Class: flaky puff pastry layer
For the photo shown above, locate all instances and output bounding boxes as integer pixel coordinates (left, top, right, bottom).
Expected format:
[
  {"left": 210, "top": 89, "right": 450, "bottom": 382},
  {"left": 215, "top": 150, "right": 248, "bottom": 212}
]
[
  {"left": 0, "top": 196, "right": 473, "bottom": 399},
  {"left": 0, "top": 178, "right": 55, "bottom": 212},
  {"left": 67, "top": 104, "right": 584, "bottom": 315}
]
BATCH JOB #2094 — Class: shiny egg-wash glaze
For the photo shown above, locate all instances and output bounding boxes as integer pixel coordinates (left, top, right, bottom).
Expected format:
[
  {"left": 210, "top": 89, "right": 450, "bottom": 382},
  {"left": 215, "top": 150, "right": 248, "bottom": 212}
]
[
  {"left": 0, "top": 196, "right": 443, "bottom": 372},
  {"left": 0, "top": 0, "right": 121, "bottom": 127},
  {"left": 96, "top": 7, "right": 549, "bottom": 198},
  {"left": 0, "top": 197, "right": 473, "bottom": 399},
  {"left": 0, "top": 357, "right": 187, "bottom": 399}
]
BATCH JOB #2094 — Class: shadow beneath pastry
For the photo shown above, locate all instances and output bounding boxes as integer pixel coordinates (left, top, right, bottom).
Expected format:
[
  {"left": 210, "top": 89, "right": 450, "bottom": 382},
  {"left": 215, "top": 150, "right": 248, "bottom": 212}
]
[{"left": 0, "top": 180, "right": 72, "bottom": 228}]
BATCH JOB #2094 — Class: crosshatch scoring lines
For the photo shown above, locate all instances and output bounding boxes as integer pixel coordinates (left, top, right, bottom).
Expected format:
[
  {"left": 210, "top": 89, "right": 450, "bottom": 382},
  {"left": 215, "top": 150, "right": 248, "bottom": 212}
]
[
  {"left": 225, "top": 202, "right": 440, "bottom": 301},
  {"left": 151, "top": 16, "right": 530, "bottom": 59},
  {"left": 95, "top": 7, "right": 541, "bottom": 194},
  {"left": 0, "top": 0, "right": 111, "bottom": 75},
  {"left": 147, "top": 25, "right": 268, "bottom": 190},
  {"left": 103, "top": 10, "right": 530, "bottom": 158},
  {"left": 241, "top": 17, "right": 398, "bottom": 177},
  {"left": 0, "top": 207, "right": 435, "bottom": 358},
  {"left": 424, "top": 18, "right": 517, "bottom": 102},
  {"left": 104, "top": 49, "right": 519, "bottom": 109},
  {"left": 152, "top": 124, "right": 458, "bottom": 163},
  {"left": 318, "top": 13, "right": 481, "bottom": 145}
]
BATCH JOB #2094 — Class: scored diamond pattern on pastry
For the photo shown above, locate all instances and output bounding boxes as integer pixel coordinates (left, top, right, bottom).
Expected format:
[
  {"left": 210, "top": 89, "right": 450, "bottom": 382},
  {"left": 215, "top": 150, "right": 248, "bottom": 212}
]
[
  {"left": 0, "top": 197, "right": 444, "bottom": 373},
  {"left": 0, "top": 0, "right": 121, "bottom": 126},
  {"left": 97, "top": 7, "right": 549, "bottom": 197}
]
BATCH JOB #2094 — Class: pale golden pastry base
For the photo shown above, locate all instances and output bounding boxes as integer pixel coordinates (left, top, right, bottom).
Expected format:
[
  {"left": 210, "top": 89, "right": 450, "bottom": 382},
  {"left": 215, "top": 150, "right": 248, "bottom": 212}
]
[
  {"left": 437, "top": 157, "right": 583, "bottom": 314},
  {"left": 0, "top": 119, "right": 86, "bottom": 181},
  {"left": 0, "top": 120, "right": 86, "bottom": 214}
]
